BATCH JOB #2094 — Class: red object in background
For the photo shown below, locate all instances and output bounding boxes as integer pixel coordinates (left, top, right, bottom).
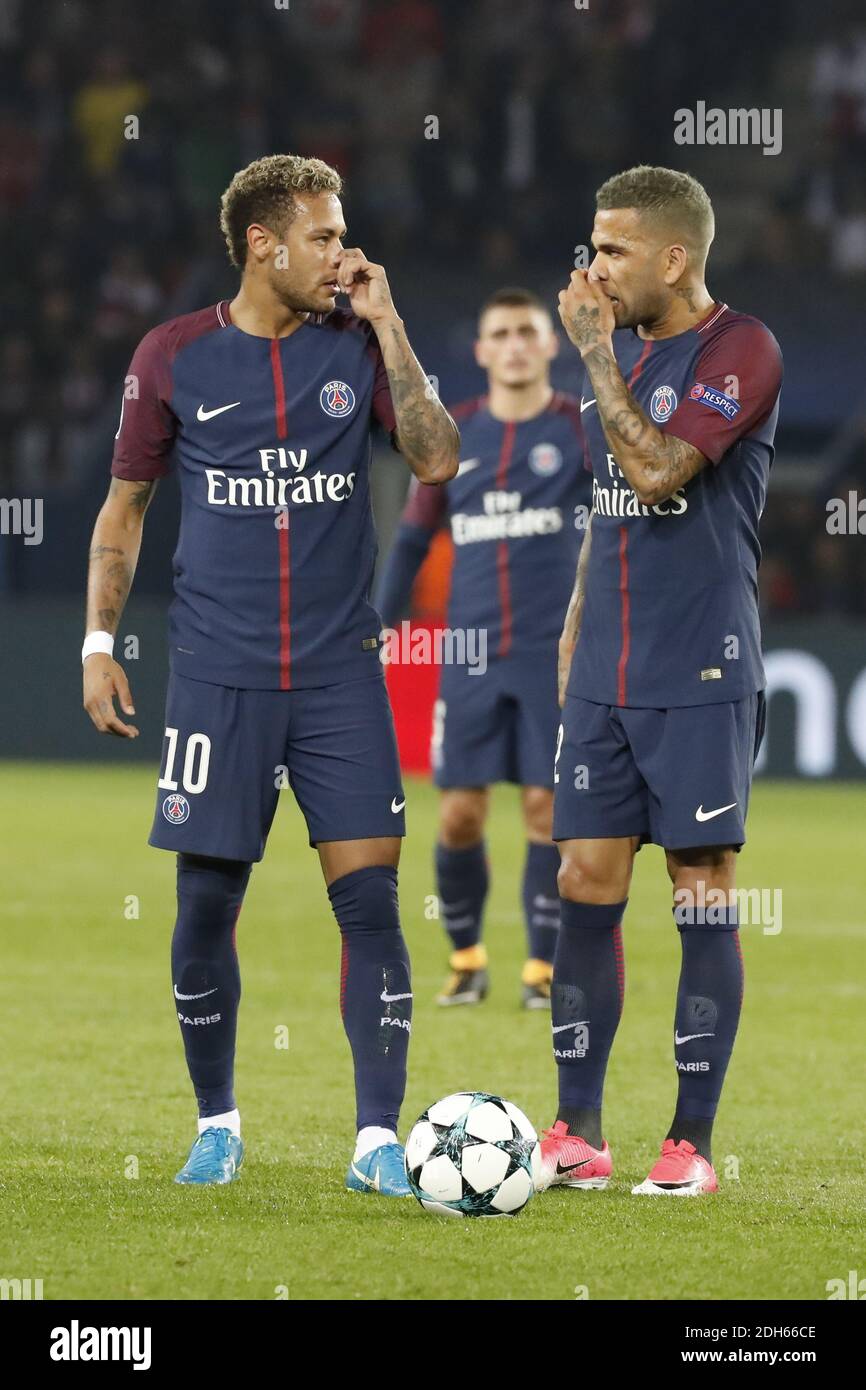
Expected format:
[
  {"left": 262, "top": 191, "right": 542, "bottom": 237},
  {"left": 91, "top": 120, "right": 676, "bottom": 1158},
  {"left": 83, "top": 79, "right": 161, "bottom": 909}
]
[{"left": 383, "top": 621, "right": 444, "bottom": 775}]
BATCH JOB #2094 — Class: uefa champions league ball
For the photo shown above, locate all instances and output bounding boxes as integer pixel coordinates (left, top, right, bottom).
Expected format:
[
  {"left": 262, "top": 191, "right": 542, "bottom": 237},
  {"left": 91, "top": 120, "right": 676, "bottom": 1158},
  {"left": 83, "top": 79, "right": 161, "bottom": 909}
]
[{"left": 404, "top": 1091, "right": 542, "bottom": 1217}]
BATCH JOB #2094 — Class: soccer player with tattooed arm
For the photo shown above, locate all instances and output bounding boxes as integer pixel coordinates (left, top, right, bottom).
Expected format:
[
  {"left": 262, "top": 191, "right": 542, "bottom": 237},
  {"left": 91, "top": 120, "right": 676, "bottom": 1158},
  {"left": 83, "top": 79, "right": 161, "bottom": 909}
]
[
  {"left": 82, "top": 154, "right": 459, "bottom": 1194},
  {"left": 536, "top": 165, "right": 783, "bottom": 1197}
]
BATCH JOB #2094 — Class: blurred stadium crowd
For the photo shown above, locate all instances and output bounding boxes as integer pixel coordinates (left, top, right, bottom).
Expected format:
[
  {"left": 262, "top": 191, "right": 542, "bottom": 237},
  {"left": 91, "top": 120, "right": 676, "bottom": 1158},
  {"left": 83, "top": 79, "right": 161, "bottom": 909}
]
[{"left": 1, "top": 0, "right": 864, "bottom": 613}]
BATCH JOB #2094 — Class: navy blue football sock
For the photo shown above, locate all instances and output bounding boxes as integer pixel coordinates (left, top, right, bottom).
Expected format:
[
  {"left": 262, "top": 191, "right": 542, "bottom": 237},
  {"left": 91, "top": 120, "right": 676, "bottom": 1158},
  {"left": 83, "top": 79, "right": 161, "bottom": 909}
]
[
  {"left": 552, "top": 899, "right": 627, "bottom": 1147},
  {"left": 328, "top": 865, "right": 412, "bottom": 1134},
  {"left": 668, "top": 906, "right": 744, "bottom": 1163},
  {"left": 172, "top": 853, "right": 251, "bottom": 1119},
  {"left": 522, "top": 842, "right": 561, "bottom": 962},
  {"left": 435, "top": 841, "right": 489, "bottom": 952}
]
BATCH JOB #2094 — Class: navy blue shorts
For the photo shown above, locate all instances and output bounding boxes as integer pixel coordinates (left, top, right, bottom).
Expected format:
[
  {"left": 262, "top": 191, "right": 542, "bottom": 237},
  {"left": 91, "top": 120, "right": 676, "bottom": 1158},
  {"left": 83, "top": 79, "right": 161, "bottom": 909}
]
[
  {"left": 432, "top": 654, "right": 559, "bottom": 789},
  {"left": 149, "top": 672, "right": 406, "bottom": 861},
  {"left": 552, "top": 693, "right": 766, "bottom": 850}
]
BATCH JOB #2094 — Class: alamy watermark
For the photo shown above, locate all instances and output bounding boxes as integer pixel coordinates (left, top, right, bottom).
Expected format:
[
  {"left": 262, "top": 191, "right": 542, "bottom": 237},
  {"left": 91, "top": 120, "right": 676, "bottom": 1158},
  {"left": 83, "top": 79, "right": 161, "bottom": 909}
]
[
  {"left": 0, "top": 497, "right": 43, "bottom": 545},
  {"left": 379, "top": 621, "right": 488, "bottom": 675},
  {"left": 674, "top": 883, "right": 782, "bottom": 935},
  {"left": 674, "top": 102, "right": 782, "bottom": 157}
]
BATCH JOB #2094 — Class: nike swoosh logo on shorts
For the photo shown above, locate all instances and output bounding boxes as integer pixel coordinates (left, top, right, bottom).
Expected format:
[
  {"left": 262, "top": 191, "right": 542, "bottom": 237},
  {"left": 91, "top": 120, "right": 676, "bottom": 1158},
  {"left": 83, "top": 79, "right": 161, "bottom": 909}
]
[
  {"left": 391, "top": 797, "right": 406, "bottom": 813},
  {"left": 174, "top": 984, "right": 217, "bottom": 1001},
  {"left": 675, "top": 1030, "right": 715, "bottom": 1044},
  {"left": 197, "top": 401, "right": 241, "bottom": 421},
  {"left": 695, "top": 802, "right": 737, "bottom": 822},
  {"left": 580, "top": 398, "right": 597, "bottom": 413},
  {"left": 380, "top": 990, "right": 413, "bottom": 1003}
]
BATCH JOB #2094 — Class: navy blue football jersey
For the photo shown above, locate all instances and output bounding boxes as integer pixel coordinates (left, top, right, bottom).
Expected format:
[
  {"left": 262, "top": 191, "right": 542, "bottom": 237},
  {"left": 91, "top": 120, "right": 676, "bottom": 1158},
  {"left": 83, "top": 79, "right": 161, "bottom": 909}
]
[
  {"left": 112, "top": 301, "right": 398, "bottom": 690},
  {"left": 570, "top": 303, "right": 783, "bottom": 708},
  {"left": 377, "top": 392, "right": 589, "bottom": 655}
]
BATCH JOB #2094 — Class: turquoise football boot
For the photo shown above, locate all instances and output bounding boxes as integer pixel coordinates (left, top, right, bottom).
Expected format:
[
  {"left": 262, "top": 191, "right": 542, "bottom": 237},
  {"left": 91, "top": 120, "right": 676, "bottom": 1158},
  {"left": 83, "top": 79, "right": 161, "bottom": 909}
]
[
  {"left": 346, "top": 1142, "right": 412, "bottom": 1196},
  {"left": 174, "top": 1127, "right": 244, "bottom": 1185}
]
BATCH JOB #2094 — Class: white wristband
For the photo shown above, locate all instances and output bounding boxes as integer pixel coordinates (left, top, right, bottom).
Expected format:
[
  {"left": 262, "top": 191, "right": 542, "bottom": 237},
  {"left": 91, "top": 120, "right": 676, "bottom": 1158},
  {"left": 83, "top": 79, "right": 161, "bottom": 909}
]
[{"left": 82, "top": 631, "right": 115, "bottom": 663}]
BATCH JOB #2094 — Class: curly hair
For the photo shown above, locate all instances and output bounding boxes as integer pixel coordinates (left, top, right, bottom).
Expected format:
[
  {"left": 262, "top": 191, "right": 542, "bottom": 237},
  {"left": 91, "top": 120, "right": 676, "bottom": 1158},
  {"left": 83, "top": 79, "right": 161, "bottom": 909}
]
[{"left": 219, "top": 154, "right": 343, "bottom": 269}]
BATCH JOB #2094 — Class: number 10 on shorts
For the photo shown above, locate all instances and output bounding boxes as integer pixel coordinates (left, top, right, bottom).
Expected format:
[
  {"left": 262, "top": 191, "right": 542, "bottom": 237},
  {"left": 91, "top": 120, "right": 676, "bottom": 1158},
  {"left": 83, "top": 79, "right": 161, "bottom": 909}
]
[{"left": 158, "top": 727, "right": 212, "bottom": 795}]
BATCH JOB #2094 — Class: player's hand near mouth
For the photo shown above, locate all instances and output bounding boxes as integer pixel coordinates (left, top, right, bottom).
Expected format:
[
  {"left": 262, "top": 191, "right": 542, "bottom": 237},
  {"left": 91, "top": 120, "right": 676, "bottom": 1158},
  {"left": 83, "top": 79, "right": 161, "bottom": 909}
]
[
  {"left": 337, "top": 246, "right": 459, "bottom": 486},
  {"left": 336, "top": 247, "right": 397, "bottom": 325},
  {"left": 558, "top": 269, "right": 617, "bottom": 357}
]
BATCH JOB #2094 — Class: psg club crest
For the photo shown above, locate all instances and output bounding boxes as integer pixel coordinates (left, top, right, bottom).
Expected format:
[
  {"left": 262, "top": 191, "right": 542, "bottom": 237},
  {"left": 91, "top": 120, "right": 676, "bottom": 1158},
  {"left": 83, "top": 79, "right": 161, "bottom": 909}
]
[
  {"left": 320, "top": 380, "right": 356, "bottom": 417},
  {"left": 650, "top": 384, "right": 678, "bottom": 423},
  {"left": 528, "top": 443, "right": 562, "bottom": 476},
  {"left": 162, "top": 793, "right": 190, "bottom": 825}
]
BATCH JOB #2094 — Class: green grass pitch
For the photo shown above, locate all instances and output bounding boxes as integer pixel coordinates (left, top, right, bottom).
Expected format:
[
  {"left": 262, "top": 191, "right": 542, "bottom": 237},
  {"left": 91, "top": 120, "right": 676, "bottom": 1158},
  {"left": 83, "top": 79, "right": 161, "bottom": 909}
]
[{"left": 1, "top": 763, "right": 864, "bottom": 1301}]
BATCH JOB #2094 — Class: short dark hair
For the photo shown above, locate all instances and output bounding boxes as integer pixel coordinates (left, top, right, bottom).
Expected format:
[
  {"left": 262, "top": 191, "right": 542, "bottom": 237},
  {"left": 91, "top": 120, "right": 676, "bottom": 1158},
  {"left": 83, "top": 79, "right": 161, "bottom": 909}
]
[
  {"left": 595, "top": 165, "right": 715, "bottom": 262},
  {"left": 478, "top": 287, "right": 549, "bottom": 329},
  {"left": 220, "top": 153, "right": 343, "bottom": 269}
]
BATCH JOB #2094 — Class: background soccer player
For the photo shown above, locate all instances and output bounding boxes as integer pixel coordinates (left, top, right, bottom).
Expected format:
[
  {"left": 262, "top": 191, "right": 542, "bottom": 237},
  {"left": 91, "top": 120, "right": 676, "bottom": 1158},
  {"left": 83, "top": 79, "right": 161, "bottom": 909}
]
[
  {"left": 82, "top": 155, "right": 459, "bottom": 1193},
  {"left": 376, "top": 289, "right": 590, "bottom": 1008},
  {"left": 537, "top": 166, "right": 783, "bottom": 1196}
]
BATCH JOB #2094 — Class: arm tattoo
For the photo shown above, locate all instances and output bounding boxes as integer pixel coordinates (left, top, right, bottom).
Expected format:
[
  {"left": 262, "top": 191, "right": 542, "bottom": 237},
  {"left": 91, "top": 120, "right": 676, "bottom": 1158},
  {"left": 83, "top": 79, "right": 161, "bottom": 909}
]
[
  {"left": 562, "top": 514, "right": 593, "bottom": 646},
  {"left": 379, "top": 320, "right": 459, "bottom": 484},
  {"left": 86, "top": 480, "right": 155, "bottom": 637},
  {"left": 562, "top": 303, "right": 606, "bottom": 354},
  {"left": 128, "top": 480, "right": 156, "bottom": 513},
  {"left": 582, "top": 345, "right": 706, "bottom": 504},
  {"left": 107, "top": 477, "right": 156, "bottom": 513}
]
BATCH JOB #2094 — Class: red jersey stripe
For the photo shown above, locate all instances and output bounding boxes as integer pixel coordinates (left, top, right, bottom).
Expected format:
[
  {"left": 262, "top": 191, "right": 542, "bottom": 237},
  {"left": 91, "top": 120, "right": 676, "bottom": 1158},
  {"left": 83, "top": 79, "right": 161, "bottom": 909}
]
[
  {"left": 495, "top": 421, "right": 517, "bottom": 658},
  {"left": 629, "top": 340, "right": 653, "bottom": 387},
  {"left": 270, "top": 338, "right": 288, "bottom": 440},
  {"left": 270, "top": 340, "right": 291, "bottom": 688},
  {"left": 616, "top": 526, "right": 630, "bottom": 706}
]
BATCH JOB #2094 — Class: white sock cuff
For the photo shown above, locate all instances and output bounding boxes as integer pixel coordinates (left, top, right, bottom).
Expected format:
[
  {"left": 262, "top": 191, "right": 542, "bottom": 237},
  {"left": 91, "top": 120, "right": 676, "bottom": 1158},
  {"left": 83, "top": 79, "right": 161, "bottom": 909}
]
[
  {"left": 353, "top": 1125, "right": 397, "bottom": 1160},
  {"left": 198, "top": 1108, "right": 241, "bottom": 1137}
]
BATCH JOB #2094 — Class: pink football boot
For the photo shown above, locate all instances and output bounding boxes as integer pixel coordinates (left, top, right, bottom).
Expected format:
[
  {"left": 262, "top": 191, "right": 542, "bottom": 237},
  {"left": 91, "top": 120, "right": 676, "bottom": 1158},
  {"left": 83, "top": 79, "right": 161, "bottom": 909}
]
[
  {"left": 536, "top": 1120, "right": 612, "bottom": 1191},
  {"left": 632, "top": 1138, "right": 718, "bottom": 1196}
]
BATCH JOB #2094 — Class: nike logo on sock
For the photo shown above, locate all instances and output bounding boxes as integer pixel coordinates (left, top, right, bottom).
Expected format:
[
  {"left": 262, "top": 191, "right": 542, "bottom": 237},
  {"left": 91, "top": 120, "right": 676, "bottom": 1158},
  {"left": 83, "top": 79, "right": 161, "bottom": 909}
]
[
  {"left": 674, "top": 1030, "right": 715, "bottom": 1044},
  {"left": 174, "top": 984, "right": 218, "bottom": 1001},
  {"left": 551, "top": 1020, "right": 589, "bottom": 1033},
  {"left": 380, "top": 989, "right": 413, "bottom": 1003}
]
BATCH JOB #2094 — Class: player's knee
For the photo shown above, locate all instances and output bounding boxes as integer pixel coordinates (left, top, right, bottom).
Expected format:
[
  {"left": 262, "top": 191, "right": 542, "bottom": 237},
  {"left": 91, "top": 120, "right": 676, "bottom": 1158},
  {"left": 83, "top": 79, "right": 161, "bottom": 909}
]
[
  {"left": 327, "top": 864, "right": 402, "bottom": 936},
  {"left": 176, "top": 853, "right": 251, "bottom": 923},
  {"left": 557, "top": 850, "right": 629, "bottom": 905},
  {"left": 439, "top": 793, "right": 486, "bottom": 848},
  {"left": 666, "top": 846, "right": 737, "bottom": 894}
]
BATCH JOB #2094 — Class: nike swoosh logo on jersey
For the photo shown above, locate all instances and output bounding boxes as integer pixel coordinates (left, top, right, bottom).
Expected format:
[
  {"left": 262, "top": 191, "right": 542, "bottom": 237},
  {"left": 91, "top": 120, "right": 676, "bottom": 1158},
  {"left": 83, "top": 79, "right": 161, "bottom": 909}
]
[
  {"left": 551, "top": 1020, "right": 589, "bottom": 1034},
  {"left": 695, "top": 802, "right": 737, "bottom": 822},
  {"left": 380, "top": 990, "right": 413, "bottom": 1003},
  {"left": 579, "top": 398, "right": 597, "bottom": 413},
  {"left": 197, "top": 401, "right": 241, "bottom": 421},
  {"left": 675, "top": 1030, "right": 715, "bottom": 1045},
  {"left": 174, "top": 984, "right": 217, "bottom": 1001},
  {"left": 391, "top": 797, "right": 406, "bottom": 813},
  {"left": 456, "top": 457, "right": 481, "bottom": 475},
  {"left": 556, "top": 1156, "right": 594, "bottom": 1174}
]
